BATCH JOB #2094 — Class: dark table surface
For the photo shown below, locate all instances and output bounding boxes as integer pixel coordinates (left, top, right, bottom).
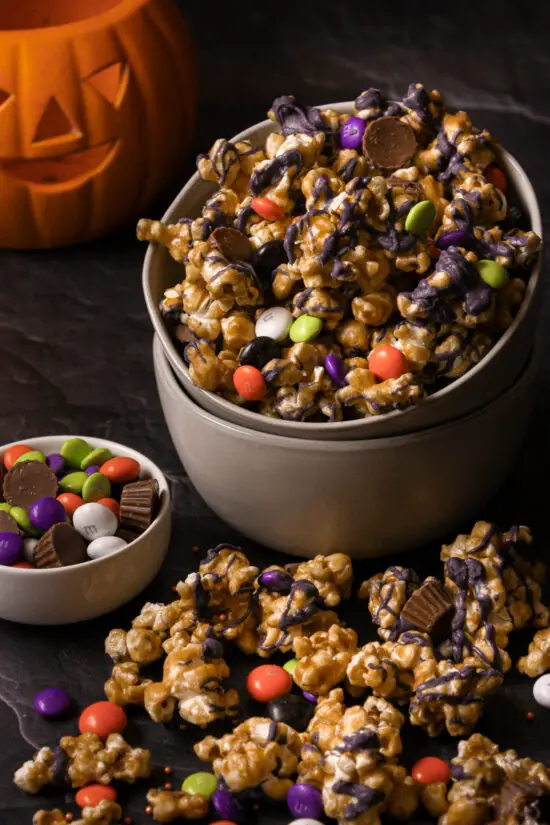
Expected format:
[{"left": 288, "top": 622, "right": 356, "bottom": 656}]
[{"left": 1, "top": 2, "right": 550, "bottom": 823}]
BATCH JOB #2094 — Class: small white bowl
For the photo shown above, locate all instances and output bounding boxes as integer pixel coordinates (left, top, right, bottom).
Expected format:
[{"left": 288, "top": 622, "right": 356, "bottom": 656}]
[
  {"left": 0, "top": 436, "right": 171, "bottom": 625},
  {"left": 143, "top": 101, "right": 543, "bottom": 441}
]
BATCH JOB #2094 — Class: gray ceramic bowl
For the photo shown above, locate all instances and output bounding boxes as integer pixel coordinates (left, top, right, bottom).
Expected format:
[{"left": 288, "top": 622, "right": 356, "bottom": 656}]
[
  {"left": 153, "top": 333, "right": 538, "bottom": 559},
  {"left": 144, "top": 102, "right": 543, "bottom": 441}
]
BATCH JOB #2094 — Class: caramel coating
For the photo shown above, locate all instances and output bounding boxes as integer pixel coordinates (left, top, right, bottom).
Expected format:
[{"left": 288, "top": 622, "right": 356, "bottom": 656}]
[{"left": 145, "top": 789, "right": 210, "bottom": 822}]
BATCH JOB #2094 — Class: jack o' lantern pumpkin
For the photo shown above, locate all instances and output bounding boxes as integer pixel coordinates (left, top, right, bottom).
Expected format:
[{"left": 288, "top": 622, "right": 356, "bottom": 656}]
[{"left": 0, "top": 0, "right": 196, "bottom": 249}]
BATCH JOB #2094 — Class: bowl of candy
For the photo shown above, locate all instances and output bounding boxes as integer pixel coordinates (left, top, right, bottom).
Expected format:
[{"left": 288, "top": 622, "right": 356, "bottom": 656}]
[
  {"left": 153, "top": 333, "right": 538, "bottom": 558},
  {"left": 142, "top": 83, "right": 543, "bottom": 441},
  {"left": 0, "top": 435, "right": 171, "bottom": 624}
]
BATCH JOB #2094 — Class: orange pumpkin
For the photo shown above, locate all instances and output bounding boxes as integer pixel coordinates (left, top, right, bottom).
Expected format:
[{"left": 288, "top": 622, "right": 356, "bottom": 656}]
[{"left": 0, "top": 0, "right": 196, "bottom": 249}]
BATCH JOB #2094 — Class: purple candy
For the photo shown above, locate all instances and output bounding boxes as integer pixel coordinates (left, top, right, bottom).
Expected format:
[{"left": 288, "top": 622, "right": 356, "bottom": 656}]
[
  {"left": 0, "top": 532, "right": 23, "bottom": 565},
  {"left": 29, "top": 497, "right": 66, "bottom": 532},
  {"left": 33, "top": 687, "right": 71, "bottom": 718},
  {"left": 302, "top": 690, "right": 318, "bottom": 703},
  {"left": 324, "top": 353, "right": 347, "bottom": 386},
  {"left": 212, "top": 789, "right": 247, "bottom": 823},
  {"left": 46, "top": 453, "right": 65, "bottom": 475},
  {"left": 287, "top": 783, "right": 323, "bottom": 819},
  {"left": 84, "top": 465, "right": 101, "bottom": 476},
  {"left": 340, "top": 116, "right": 366, "bottom": 150},
  {"left": 259, "top": 568, "right": 294, "bottom": 593},
  {"left": 436, "top": 229, "right": 469, "bottom": 249}
]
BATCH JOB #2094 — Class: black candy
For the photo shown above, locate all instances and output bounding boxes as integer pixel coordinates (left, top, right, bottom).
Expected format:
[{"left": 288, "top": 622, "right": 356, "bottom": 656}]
[
  {"left": 501, "top": 204, "right": 530, "bottom": 232},
  {"left": 239, "top": 337, "right": 282, "bottom": 370},
  {"left": 267, "top": 694, "right": 315, "bottom": 731},
  {"left": 252, "top": 240, "right": 288, "bottom": 287}
]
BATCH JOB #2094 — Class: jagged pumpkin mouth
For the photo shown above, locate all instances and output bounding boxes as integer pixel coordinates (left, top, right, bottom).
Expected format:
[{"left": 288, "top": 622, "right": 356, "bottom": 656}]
[{"left": 2, "top": 140, "right": 118, "bottom": 186}]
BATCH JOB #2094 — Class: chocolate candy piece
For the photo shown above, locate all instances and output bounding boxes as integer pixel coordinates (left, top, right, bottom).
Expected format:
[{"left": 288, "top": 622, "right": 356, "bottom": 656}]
[
  {"left": 267, "top": 694, "right": 315, "bottom": 732},
  {"left": 46, "top": 454, "right": 65, "bottom": 475},
  {"left": 363, "top": 116, "right": 416, "bottom": 169},
  {"left": 3, "top": 461, "right": 58, "bottom": 509},
  {"left": 239, "top": 337, "right": 281, "bottom": 370},
  {"left": 33, "top": 688, "right": 71, "bottom": 718},
  {"left": 252, "top": 239, "right": 288, "bottom": 286},
  {"left": 119, "top": 478, "right": 159, "bottom": 533},
  {"left": 51, "top": 745, "right": 70, "bottom": 788},
  {"left": 115, "top": 527, "right": 140, "bottom": 545},
  {"left": 0, "top": 533, "right": 23, "bottom": 565},
  {"left": 0, "top": 510, "right": 18, "bottom": 533},
  {"left": 29, "top": 497, "right": 66, "bottom": 531},
  {"left": 34, "top": 523, "right": 88, "bottom": 568},
  {"left": 401, "top": 579, "right": 453, "bottom": 639},
  {"left": 209, "top": 227, "right": 253, "bottom": 262}
]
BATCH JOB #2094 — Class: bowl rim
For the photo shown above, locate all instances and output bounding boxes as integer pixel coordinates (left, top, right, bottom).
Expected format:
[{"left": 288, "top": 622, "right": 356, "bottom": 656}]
[
  {"left": 154, "top": 332, "right": 540, "bottom": 451},
  {"left": 0, "top": 434, "right": 170, "bottom": 577},
  {"left": 144, "top": 100, "right": 543, "bottom": 435}
]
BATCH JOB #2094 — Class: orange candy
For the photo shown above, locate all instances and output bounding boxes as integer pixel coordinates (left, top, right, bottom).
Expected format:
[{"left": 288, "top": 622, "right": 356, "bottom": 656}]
[
  {"left": 246, "top": 664, "right": 293, "bottom": 702},
  {"left": 411, "top": 756, "right": 451, "bottom": 785},
  {"left": 211, "top": 822, "right": 239, "bottom": 825},
  {"left": 79, "top": 701, "right": 127, "bottom": 739},
  {"left": 251, "top": 197, "right": 285, "bottom": 222},
  {"left": 12, "top": 562, "right": 34, "bottom": 569},
  {"left": 233, "top": 366, "right": 267, "bottom": 401},
  {"left": 99, "top": 457, "right": 140, "bottom": 484},
  {"left": 75, "top": 784, "right": 117, "bottom": 808},
  {"left": 97, "top": 498, "right": 120, "bottom": 520},
  {"left": 369, "top": 344, "right": 408, "bottom": 380},
  {"left": 485, "top": 164, "right": 507, "bottom": 193},
  {"left": 57, "top": 492, "right": 84, "bottom": 517},
  {"left": 3, "top": 444, "right": 32, "bottom": 470}
]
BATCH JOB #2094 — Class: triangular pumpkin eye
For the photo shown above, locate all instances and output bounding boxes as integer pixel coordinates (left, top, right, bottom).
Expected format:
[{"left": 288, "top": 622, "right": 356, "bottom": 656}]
[
  {"left": 0, "top": 89, "right": 11, "bottom": 108},
  {"left": 87, "top": 62, "right": 126, "bottom": 106},
  {"left": 33, "top": 97, "right": 78, "bottom": 143}
]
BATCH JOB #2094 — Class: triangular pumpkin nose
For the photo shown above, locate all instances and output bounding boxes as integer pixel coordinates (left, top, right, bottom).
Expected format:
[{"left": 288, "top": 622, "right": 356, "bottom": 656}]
[{"left": 33, "top": 97, "right": 76, "bottom": 143}]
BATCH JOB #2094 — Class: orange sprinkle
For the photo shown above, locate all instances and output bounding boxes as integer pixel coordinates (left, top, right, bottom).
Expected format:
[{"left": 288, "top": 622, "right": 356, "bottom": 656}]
[
  {"left": 192, "top": 545, "right": 200, "bottom": 552},
  {"left": 124, "top": 818, "right": 132, "bottom": 825},
  {"left": 171, "top": 585, "right": 178, "bottom": 591},
  {"left": 527, "top": 711, "right": 535, "bottom": 720},
  {"left": 164, "top": 766, "right": 173, "bottom": 775},
  {"left": 65, "top": 816, "right": 73, "bottom": 823},
  {"left": 218, "top": 614, "right": 227, "bottom": 621},
  {"left": 145, "top": 805, "right": 153, "bottom": 815},
  {"left": 164, "top": 782, "right": 173, "bottom": 790}
]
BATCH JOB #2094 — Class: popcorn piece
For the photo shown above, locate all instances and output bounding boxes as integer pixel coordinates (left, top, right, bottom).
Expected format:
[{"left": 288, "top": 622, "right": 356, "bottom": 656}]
[
  {"left": 337, "top": 369, "right": 424, "bottom": 416},
  {"left": 293, "top": 623, "right": 358, "bottom": 695},
  {"left": 104, "top": 661, "right": 151, "bottom": 706},
  {"left": 146, "top": 788, "right": 210, "bottom": 822},
  {"left": 359, "top": 565, "right": 420, "bottom": 641},
  {"left": 518, "top": 628, "right": 550, "bottom": 678},
  {"left": 14, "top": 747, "right": 55, "bottom": 794},
  {"left": 286, "top": 553, "right": 353, "bottom": 606},
  {"left": 347, "top": 631, "right": 435, "bottom": 700},
  {"left": 34, "top": 802, "right": 123, "bottom": 825}
]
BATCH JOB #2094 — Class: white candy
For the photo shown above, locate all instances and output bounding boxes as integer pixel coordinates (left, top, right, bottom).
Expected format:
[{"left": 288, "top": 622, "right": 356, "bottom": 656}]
[
  {"left": 72, "top": 502, "right": 118, "bottom": 541},
  {"left": 87, "top": 536, "right": 128, "bottom": 560},
  {"left": 23, "top": 538, "right": 38, "bottom": 565},
  {"left": 533, "top": 674, "right": 550, "bottom": 708},
  {"left": 255, "top": 306, "right": 293, "bottom": 342},
  {"left": 288, "top": 820, "right": 324, "bottom": 825}
]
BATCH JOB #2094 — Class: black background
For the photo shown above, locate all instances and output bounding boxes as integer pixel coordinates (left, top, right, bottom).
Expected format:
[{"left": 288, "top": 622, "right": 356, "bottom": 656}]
[{"left": 0, "top": 1, "right": 549, "bottom": 822}]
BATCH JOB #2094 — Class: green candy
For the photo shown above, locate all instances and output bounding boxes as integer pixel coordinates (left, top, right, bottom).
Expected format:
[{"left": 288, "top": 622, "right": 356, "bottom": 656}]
[
  {"left": 477, "top": 259, "right": 510, "bottom": 289},
  {"left": 289, "top": 315, "right": 323, "bottom": 343},
  {"left": 181, "top": 772, "right": 217, "bottom": 799},
  {"left": 59, "top": 471, "right": 88, "bottom": 495},
  {"left": 283, "top": 658, "right": 299, "bottom": 677},
  {"left": 0, "top": 503, "right": 12, "bottom": 514},
  {"left": 10, "top": 506, "right": 38, "bottom": 536},
  {"left": 81, "top": 448, "right": 112, "bottom": 471},
  {"left": 82, "top": 472, "right": 111, "bottom": 502},
  {"left": 60, "top": 437, "right": 93, "bottom": 469},
  {"left": 13, "top": 450, "right": 46, "bottom": 465},
  {"left": 405, "top": 199, "right": 436, "bottom": 235}
]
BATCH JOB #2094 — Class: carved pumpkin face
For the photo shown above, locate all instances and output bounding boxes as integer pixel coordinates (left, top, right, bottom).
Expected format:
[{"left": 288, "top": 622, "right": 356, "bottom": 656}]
[{"left": 0, "top": 0, "right": 196, "bottom": 248}]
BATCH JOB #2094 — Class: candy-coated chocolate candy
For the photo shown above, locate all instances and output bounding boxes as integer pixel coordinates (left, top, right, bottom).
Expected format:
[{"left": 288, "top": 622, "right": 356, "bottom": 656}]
[
  {"left": 87, "top": 535, "right": 127, "bottom": 560},
  {"left": 476, "top": 259, "right": 510, "bottom": 289},
  {"left": 81, "top": 448, "right": 112, "bottom": 471},
  {"left": 251, "top": 196, "right": 285, "bottom": 222},
  {"left": 97, "top": 498, "right": 120, "bottom": 520},
  {"left": 84, "top": 465, "right": 101, "bottom": 476},
  {"left": 59, "top": 471, "right": 88, "bottom": 495},
  {"left": 14, "top": 449, "right": 46, "bottom": 465},
  {"left": 233, "top": 365, "right": 268, "bottom": 401},
  {"left": 33, "top": 687, "right": 71, "bottom": 718},
  {"left": 324, "top": 353, "right": 346, "bottom": 386},
  {"left": 239, "top": 337, "right": 281, "bottom": 370},
  {"left": 60, "top": 438, "right": 93, "bottom": 468},
  {"left": 72, "top": 503, "right": 118, "bottom": 541},
  {"left": 57, "top": 493, "right": 84, "bottom": 518},
  {"left": 340, "top": 115, "right": 366, "bottom": 150},
  {"left": 287, "top": 784, "right": 323, "bottom": 819},
  {"left": 181, "top": 772, "right": 217, "bottom": 799},
  {"left": 411, "top": 756, "right": 451, "bottom": 784},
  {"left": 46, "top": 453, "right": 65, "bottom": 475},
  {"left": 212, "top": 789, "right": 248, "bottom": 823},
  {"left": 79, "top": 701, "right": 127, "bottom": 738},
  {"left": 82, "top": 472, "right": 112, "bottom": 503},
  {"left": 0, "top": 503, "right": 11, "bottom": 514},
  {"left": 23, "top": 538, "right": 39, "bottom": 564},
  {"left": 29, "top": 497, "right": 66, "bottom": 532},
  {"left": 75, "top": 784, "right": 117, "bottom": 808},
  {"left": 246, "top": 664, "right": 292, "bottom": 702},
  {"left": 12, "top": 562, "right": 34, "bottom": 568},
  {"left": 267, "top": 694, "right": 315, "bottom": 732},
  {"left": 485, "top": 164, "right": 507, "bottom": 193},
  {"left": 210, "top": 822, "right": 239, "bottom": 825},
  {"left": 0, "top": 532, "right": 22, "bottom": 565},
  {"left": 302, "top": 691, "right": 317, "bottom": 703},
  {"left": 255, "top": 307, "right": 293, "bottom": 342},
  {"left": 288, "top": 820, "right": 324, "bottom": 825},
  {"left": 283, "top": 658, "right": 299, "bottom": 676},
  {"left": 100, "top": 457, "right": 140, "bottom": 484},
  {"left": 252, "top": 239, "right": 288, "bottom": 284},
  {"left": 436, "top": 229, "right": 469, "bottom": 249},
  {"left": 369, "top": 344, "right": 408, "bottom": 380},
  {"left": 289, "top": 315, "right": 323, "bottom": 343},
  {"left": 9, "top": 507, "right": 38, "bottom": 536},
  {"left": 259, "top": 568, "right": 294, "bottom": 592},
  {"left": 533, "top": 674, "right": 550, "bottom": 708},
  {"left": 405, "top": 199, "right": 436, "bottom": 235},
  {"left": 3, "top": 444, "right": 32, "bottom": 470}
]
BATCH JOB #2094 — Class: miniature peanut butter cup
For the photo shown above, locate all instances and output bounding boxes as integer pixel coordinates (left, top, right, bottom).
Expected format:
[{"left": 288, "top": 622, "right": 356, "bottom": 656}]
[
  {"left": 34, "top": 523, "right": 88, "bottom": 568},
  {"left": 119, "top": 478, "right": 159, "bottom": 533},
  {"left": 401, "top": 578, "right": 453, "bottom": 638},
  {"left": 3, "top": 461, "right": 58, "bottom": 509},
  {"left": 115, "top": 527, "right": 141, "bottom": 545},
  {"left": 0, "top": 510, "right": 18, "bottom": 533},
  {"left": 362, "top": 116, "right": 416, "bottom": 169},
  {"left": 209, "top": 227, "right": 253, "bottom": 262}
]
